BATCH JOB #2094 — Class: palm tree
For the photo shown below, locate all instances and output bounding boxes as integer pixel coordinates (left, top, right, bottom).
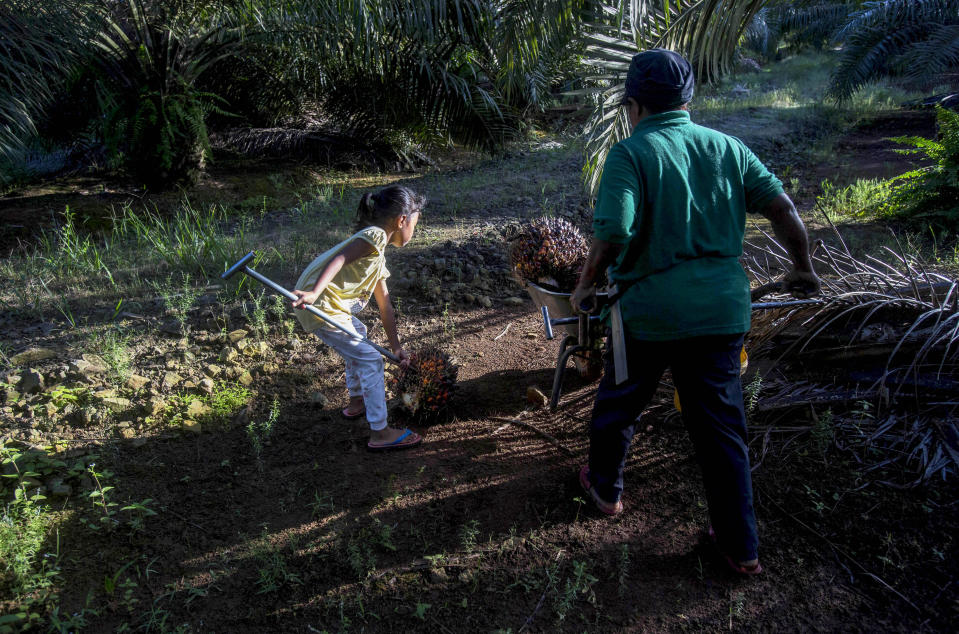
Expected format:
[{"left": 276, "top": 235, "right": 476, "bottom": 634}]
[
  {"left": 829, "top": 0, "right": 959, "bottom": 101},
  {"left": 0, "top": 1, "right": 84, "bottom": 161}
]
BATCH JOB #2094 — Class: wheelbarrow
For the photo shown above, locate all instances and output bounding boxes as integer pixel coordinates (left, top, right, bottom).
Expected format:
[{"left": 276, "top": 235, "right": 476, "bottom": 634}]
[
  {"left": 525, "top": 282, "right": 608, "bottom": 410},
  {"left": 527, "top": 279, "right": 824, "bottom": 411}
]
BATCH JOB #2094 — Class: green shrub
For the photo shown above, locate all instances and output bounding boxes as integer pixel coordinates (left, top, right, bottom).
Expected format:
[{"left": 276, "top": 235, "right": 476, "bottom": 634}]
[{"left": 886, "top": 106, "right": 959, "bottom": 226}]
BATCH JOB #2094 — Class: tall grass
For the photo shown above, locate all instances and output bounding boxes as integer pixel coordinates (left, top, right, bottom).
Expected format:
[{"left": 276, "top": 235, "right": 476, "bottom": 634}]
[{"left": 0, "top": 185, "right": 357, "bottom": 324}]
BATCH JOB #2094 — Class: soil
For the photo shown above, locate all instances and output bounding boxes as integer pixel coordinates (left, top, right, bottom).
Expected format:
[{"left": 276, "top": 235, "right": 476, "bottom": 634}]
[{"left": 1, "top": 108, "right": 956, "bottom": 632}]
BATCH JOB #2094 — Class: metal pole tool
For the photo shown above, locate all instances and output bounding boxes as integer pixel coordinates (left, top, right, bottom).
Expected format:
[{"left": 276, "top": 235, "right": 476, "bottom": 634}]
[{"left": 221, "top": 251, "right": 400, "bottom": 363}]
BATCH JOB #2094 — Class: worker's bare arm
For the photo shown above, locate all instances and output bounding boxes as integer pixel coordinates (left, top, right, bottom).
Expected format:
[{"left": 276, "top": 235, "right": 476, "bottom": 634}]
[
  {"left": 571, "top": 238, "right": 623, "bottom": 312},
  {"left": 759, "top": 193, "right": 821, "bottom": 298}
]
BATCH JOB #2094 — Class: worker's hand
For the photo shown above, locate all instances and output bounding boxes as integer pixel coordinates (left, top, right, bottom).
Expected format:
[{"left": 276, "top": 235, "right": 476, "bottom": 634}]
[
  {"left": 783, "top": 268, "right": 821, "bottom": 299},
  {"left": 291, "top": 289, "right": 319, "bottom": 309},
  {"left": 395, "top": 347, "right": 410, "bottom": 370},
  {"left": 570, "top": 284, "right": 597, "bottom": 314}
]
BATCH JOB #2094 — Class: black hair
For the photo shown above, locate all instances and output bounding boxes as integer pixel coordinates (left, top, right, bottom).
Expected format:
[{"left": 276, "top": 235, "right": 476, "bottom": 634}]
[
  {"left": 355, "top": 185, "right": 426, "bottom": 231},
  {"left": 625, "top": 96, "right": 688, "bottom": 115}
]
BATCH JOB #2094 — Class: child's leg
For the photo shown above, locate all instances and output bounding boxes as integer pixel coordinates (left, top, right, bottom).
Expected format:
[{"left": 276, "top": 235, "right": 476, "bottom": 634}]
[{"left": 314, "top": 321, "right": 388, "bottom": 431}]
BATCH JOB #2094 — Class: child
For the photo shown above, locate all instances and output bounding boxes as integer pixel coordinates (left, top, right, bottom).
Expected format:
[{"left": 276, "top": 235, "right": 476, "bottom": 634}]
[{"left": 291, "top": 185, "right": 424, "bottom": 451}]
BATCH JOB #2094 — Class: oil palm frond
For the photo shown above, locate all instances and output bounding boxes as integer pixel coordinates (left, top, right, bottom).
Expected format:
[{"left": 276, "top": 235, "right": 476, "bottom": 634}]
[
  {"left": 743, "top": 229, "right": 959, "bottom": 488},
  {"left": 829, "top": 0, "right": 959, "bottom": 100}
]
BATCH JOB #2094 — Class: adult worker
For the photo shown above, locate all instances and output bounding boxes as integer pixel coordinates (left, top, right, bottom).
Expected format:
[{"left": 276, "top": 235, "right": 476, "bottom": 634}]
[{"left": 570, "top": 49, "right": 820, "bottom": 575}]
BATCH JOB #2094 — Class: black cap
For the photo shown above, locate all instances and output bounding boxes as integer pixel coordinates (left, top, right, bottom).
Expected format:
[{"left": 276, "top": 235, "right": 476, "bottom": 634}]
[{"left": 622, "top": 49, "right": 695, "bottom": 108}]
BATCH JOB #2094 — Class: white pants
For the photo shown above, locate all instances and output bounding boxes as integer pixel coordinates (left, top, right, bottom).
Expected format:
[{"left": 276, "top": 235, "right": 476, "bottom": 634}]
[{"left": 314, "top": 316, "right": 387, "bottom": 431}]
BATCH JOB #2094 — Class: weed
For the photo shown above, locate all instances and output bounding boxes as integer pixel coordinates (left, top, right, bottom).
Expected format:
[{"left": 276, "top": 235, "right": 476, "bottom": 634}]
[
  {"left": 460, "top": 519, "right": 479, "bottom": 553},
  {"left": 84, "top": 463, "right": 119, "bottom": 531},
  {"left": 120, "top": 499, "right": 157, "bottom": 534},
  {"left": 153, "top": 273, "right": 201, "bottom": 334},
  {"left": 572, "top": 496, "right": 586, "bottom": 523},
  {"left": 412, "top": 602, "right": 430, "bottom": 620},
  {"left": 346, "top": 519, "right": 396, "bottom": 580},
  {"left": 245, "top": 290, "right": 270, "bottom": 340},
  {"left": 744, "top": 374, "right": 762, "bottom": 415},
  {"left": 308, "top": 490, "right": 334, "bottom": 519},
  {"left": 89, "top": 327, "right": 132, "bottom": 384},
  {"left": 811, "top": 407, "right": 834, "bottom": 453},
  {"left": 248, "top": 396, "right": 279, "bottom": 467},
  {"left": 728, "top": 590, "right": 745, "bottom": 631},
  {"left": 553, "top": 560, "right": 597, "bottom": 622},
  {"left": 0, "top": 491, "right": 55, "bottom": 598},
  {"left": 442, "top": 301, "right": 456, "bottom": 342},
  {"left": 616, "top": 543, "right": 630, "bottom": 599},
  {"left": 253, "top": 527, "right": 302, "bottom": 594}
]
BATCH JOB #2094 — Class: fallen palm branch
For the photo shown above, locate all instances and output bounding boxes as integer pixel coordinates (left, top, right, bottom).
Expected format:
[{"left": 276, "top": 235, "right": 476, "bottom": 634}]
[{"left": 742, "top": 225, "right": 959, "bottom": 489}]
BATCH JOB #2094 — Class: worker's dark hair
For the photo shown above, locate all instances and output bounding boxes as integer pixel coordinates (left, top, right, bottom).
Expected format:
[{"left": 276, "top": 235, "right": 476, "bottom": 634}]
[
  {"left": 625, "top": 96, "right": 688, "bottom": 115},
  {"left": 355, "top": 185, "right": 426, "bottom": 231}
]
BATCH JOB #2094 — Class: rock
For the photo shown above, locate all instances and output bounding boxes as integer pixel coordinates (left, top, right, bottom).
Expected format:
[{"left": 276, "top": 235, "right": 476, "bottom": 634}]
[
  {"left": 118, "top": 427, "right": 136, "bottom": 439},
  {"left": 162, "top": 372, "right": 183, "bottom": 390},
  {"left": 503, "top": 297, "right": 525, "bottom": 306},
  {"left": 101, "top": 397, "right": 132, "bottom": 413},
  {"left": 40, "top": 402, "right": 58, "bottom": 419},
  {"left": 11, "top": 347, "right": 56, "bottom": 366},
  {"left": 310, "top": 392, "right": 330, "bottom": 407},
  {"left": 186, "top": 400, "right": 212, "bottom": 419},
  {"left": 429, "top": 568, "right": 449, "bottom": 584},
  {"left": 159, "top": 319, "right": 184, "bottom": 336},
  {"left": 524, "top": 332, "right": 538, "bottom": 339},
  {"left": 464, "top": 293, "right": 476, "bottom": 304},
  {"left": 203, "top": 364, "right": 222, "bottom": 378},
  {"left": 479, "top": 296, "right": 492, "bottom": 308},
  {"left": 285, "top": 338, "right": 302, "bottom": 351},
  {"left": 220, "top": 347, "right": 239, "bottom": 364},
  {"left": 182, "top": 420, "right": 202, "bottom": 434},
  {"left": 18, "top": 369, "right": 44, "bottom": 394},
  {"left": 47, "top": 478, "right": 72, "bottom": 497},
  {"left": 199, "top": 378, "right": 215, "bottom": 394},
  {"left": 125, "top": 374, "right": 150, "bottom": 390},
  {"left": 145, "top": 396, "right": 166, "bottom": 417},
  {"left": 257, "top": 362, "right": 278, "bottom": 376},
  {"left": 227, "top": 329, "right": 248, "bottom": 344},
  {"left": 526, "top": 386, "right": 549, "bottom": 408},
  {"left": 182, "top": 380, "right": 197, "bottom": 391},
  {"left": 238, "top": 370, "right": 253, "bottom": 386},
  {"left": 255, "top": 341, "right": 270, "bottom": 356}
]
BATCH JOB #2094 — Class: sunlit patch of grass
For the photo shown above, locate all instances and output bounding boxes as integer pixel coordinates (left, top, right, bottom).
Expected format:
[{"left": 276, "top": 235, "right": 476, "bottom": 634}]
[{"left": 816, "top": 178, "right": 896, "bottom": 222}]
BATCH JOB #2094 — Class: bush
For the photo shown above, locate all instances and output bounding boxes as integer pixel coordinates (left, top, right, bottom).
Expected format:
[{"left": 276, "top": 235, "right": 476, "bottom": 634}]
[{"left": 887, "top": 106, "right": 959, "bottom": 225}]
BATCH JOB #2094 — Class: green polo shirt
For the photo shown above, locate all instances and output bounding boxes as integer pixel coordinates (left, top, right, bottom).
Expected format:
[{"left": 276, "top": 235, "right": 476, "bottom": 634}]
[{"left": 593, "top": 110, "right": 783, "bottom": 340}]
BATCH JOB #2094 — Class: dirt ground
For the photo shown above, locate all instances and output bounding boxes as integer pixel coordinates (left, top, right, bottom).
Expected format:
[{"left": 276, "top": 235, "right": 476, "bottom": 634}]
[{"left": 2, "top": 108, "right": 956, "bottom": 632}]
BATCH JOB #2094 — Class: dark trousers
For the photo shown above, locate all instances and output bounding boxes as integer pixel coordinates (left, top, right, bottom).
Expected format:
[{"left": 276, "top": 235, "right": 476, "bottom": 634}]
[{"left": 588, "top": 332, "right": 758, "bottom": 562}]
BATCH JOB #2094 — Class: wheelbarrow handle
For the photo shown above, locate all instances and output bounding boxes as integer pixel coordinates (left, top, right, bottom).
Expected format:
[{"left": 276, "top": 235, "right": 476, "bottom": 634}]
[{"left": 221, "top": 252, "right": 400, "bottom": 363}]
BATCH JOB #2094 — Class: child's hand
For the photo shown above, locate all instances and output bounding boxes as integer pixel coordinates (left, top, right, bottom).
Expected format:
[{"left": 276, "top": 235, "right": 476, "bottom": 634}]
[
  {"left": 291, "top": 290, "right": 319, "bottom": 309},
  {"left": 395, "top": 348, "right": 410, "bottom": 370}
]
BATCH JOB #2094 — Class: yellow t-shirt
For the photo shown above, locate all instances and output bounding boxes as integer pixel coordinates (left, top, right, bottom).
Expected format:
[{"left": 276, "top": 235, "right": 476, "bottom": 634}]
[{"left": 294, "top": 226, "right": 391, "bottom": 332}]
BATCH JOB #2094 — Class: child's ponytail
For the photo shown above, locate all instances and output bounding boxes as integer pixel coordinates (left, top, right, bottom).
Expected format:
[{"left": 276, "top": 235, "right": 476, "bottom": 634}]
[{"left": 354, "top": 185, "right": 426, "bottom": 231}]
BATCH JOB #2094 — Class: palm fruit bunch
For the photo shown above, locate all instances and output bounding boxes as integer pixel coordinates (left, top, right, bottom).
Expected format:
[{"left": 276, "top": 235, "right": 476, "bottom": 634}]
[
  {"left": 508, "top": 217, "right": 588, "bottom": 291},
  {"left": 390, "top": 348, "right": 458, "bottom": 419}
]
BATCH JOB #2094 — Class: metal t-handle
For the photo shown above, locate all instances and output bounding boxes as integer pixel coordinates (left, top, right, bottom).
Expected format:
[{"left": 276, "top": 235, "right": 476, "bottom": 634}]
[{"left": 221, "top": 251, "right": 400, "bottom": 363}]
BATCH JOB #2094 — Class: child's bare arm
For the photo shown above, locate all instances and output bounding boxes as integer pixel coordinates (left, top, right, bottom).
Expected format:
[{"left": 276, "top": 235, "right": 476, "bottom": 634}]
[
  {"left": 373, "top": 279, "right": 409, "bottom": 366},
  {"left": 292, "top": 238, "right": 375, "bottom": 308}
]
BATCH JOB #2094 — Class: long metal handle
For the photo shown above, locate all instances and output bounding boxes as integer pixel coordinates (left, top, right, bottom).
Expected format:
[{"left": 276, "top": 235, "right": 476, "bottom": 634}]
[{"left": 221, "top": 253, "right": 400, "bottom": 363}]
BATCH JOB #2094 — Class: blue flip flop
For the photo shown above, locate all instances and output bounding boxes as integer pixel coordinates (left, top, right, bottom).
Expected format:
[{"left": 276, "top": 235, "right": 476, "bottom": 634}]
[{"left": 367, "top": 429, "right": 422, "bottom": 452}]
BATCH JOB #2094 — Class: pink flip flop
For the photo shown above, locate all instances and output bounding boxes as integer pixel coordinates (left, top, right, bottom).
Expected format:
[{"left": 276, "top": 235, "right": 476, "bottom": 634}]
[
  {"left": 707, "top": 526, "right": 763, "bottom": 576},
  {"left": 578, "top": 465, "right": 624, "bottom": 516},
  {"left": 342, "top": 406, "right": 366, "bottom": 420}
]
